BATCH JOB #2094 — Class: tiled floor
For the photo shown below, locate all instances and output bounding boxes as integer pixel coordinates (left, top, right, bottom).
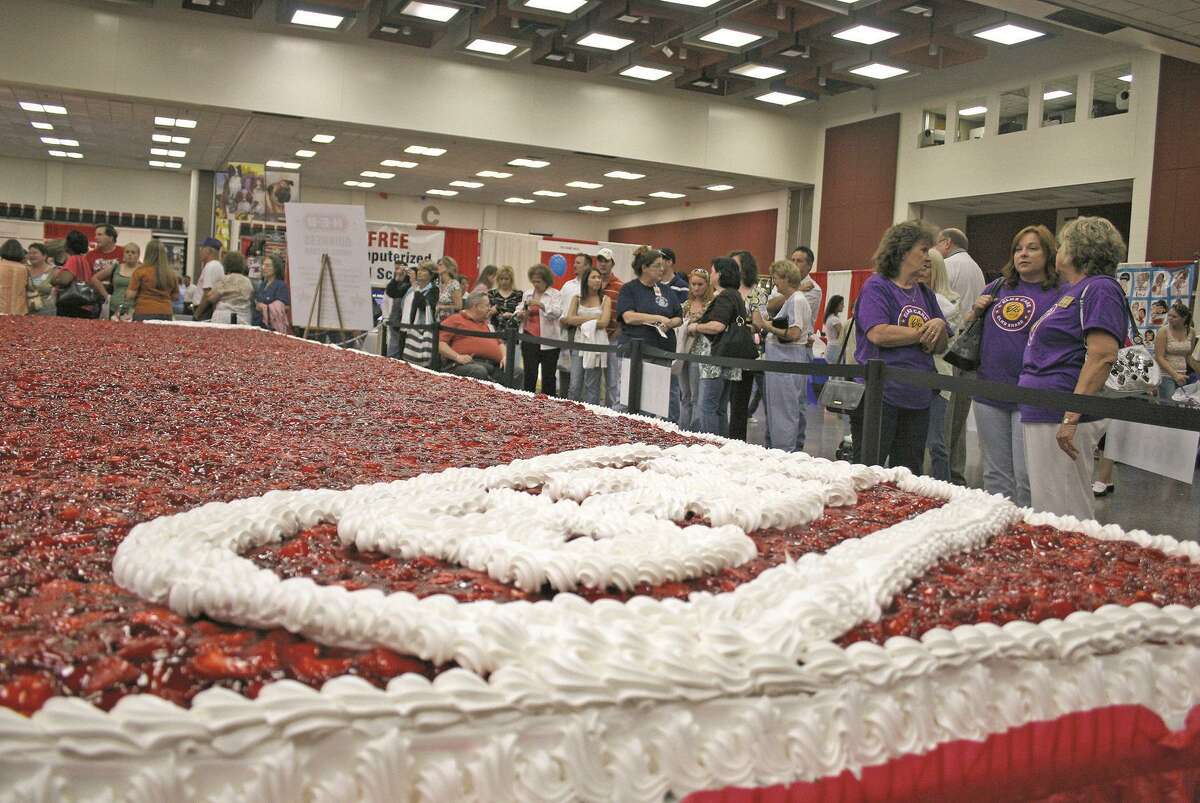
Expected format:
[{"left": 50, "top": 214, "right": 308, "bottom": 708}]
[{"left": 744, "top": 402, "right": 1200, "bottom": 542}]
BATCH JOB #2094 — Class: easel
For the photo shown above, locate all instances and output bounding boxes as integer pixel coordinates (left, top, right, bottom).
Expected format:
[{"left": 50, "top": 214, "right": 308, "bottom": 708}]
[{"left": 302, "top": 253, "right": 346, "bottom": 339}]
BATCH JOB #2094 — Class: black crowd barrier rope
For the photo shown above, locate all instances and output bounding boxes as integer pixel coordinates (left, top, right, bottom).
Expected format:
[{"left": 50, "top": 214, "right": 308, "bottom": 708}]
[{"left": 383, "top": 320, "right": 1200, "bottom": 466}]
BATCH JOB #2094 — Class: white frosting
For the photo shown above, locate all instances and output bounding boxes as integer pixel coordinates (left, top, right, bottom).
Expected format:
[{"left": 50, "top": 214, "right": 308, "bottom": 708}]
[{"left": 13, "top": 323, "right": 1199, "bottom": 801}]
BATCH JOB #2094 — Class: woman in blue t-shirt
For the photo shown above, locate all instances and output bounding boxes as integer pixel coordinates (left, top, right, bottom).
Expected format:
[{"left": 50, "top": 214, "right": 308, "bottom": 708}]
[
  {"left": 964, "top": 225, "right": 1062, "bottom": 506},
  {"left": 616, "top": 247, "right": 683, "bottom": 358},
  {"left": 1018, "top": 217, "right": 1127, "bottom": 521},
  {"left": 850, "top": 220, "right": 949, "bottom": 473}
]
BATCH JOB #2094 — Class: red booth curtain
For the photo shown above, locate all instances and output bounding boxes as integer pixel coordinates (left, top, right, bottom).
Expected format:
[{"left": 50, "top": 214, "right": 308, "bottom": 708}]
[{"left": 419, "top": 225, "right": 480, "bottom": 284}]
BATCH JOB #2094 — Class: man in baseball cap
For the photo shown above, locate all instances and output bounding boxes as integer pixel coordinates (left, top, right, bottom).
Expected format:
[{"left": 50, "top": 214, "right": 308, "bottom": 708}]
[{"left": 197, "top": 237, "right": 226, "bottom": 295}]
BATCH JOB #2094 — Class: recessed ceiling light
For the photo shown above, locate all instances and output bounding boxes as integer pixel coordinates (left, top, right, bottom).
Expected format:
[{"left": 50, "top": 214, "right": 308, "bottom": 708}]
[
  {"left": 567, "top": 181, "right": 603, "bottom": 189},
  {"left": 524, "top": 0, "right": 589, "bottom": 12},
  {"left": 509, "top": 158, "right": 550, "bottom": 168},
  {"left": 477, "top": 170, "right": 513, "bottom": 178},
  {"left": 533, "top": 190, "right": 567, "bottom": 197},
  {"left": 344, "top": 180, "right": 376, "bottom": 188},
  {"left": 382, "top": 160, "right": 419, "bottom": 168},
  {"left": 958, "top": 105, "right": 987, "bottom": 116},
  {"left": 620, "top": 65, "right": 673, "bottom": 81},
  {"left": 699, "top": 28, "right": 763, "bottom": 48},
  {"left": 291, "top": 9, "right": 344, "bottom": 28},
  {"left": 466, "top": 37, "right": 519, "bottom": 56},
  {"left": 31, "top": 122, "right": 53, "bottom": 131},
  {"left": 849, "top": 62, "right": 909, "bottom": 80},
  {"left": 973, "top": 23, "right": 1045, "bottom": 46},
  {"left": 41, "top": 137, "right": 79, "bottom": 147},
  {"left": 1042, "top": 90, "right": 1072, "bottom": 101},
  {"left": 152, "top": 133, "right": 171, "bottom": 143},
  {"left": 176, "top": 119, "right": 196, "bottom": 128},
  {"left": 44, "top": 105, "right": 68, "bottom": 115},
  {"left": 426, "top": 189, "right": 458, "bottom": 196},
  {"left": 380, "top": 25, "right": 400, "bottom": 33},
  {"left": 833, "top": 24, "right": 899, "bottom": 45},
  {"left": 154, "top": 116, "right": 175, "bottom": 127},
  {"left": 706, "top": 184, "right": 734, "bottom": 191},
  {"left": 1118, "top": 73, "right": 1133, "bottom": 82},
  {"left": 604, "top": 170, "right": 645, "bottom": 180},
  {"left": 171, "top": 135, "right": 190, "bottom": 144},
  {"left": 649, "top": 191, "right": 686, "bottom": 199},
  {"left": 151, "top": 148, "right": 168, "bottom": 156},
  {"left": 658, "top": 0, "right": 721, "bottom": 6},
  {"left": 903, "top": 3, "right": 932, "bottom": 12},
  {"left": 406, "top": 145, "right": 447, "bottom": 156},
  {"left": 22, "top": 102, "right": 67, "bottom": 115},
  {"left": 576, "top": 32, "right": 634, "bottom": 51},
  {"left": 450, "top": 180, "right": 484, "bottom": 188},
  {"left": 48, "top": 150, "right": 68, "bottom": 158},
  {"left": 612, "top": 199, "right": 645, "bottom": 206},
  {"left": 165, "top": 162, "right": 181, "bottom": 168},
  {"left": 266, "top": 160, "right": 302, "bottom": 169},
  {"left": 296, "top": 149, "right": 317, "bottom": 158},
  {"left": 730, "top": 62, "right": 785, "bottom": 80},
  {"left": 168, "top": 149, "right": 185, "bottom": 157},
  {"left": 505, "top": 197, "right": 536, "bottom": 204},
  {"left": 312, "top": 134, "right": 336, "bottom": 143},
  {"left": 756, "top": 91, "right": 805, "bottom": 106},
  {"left": 400, "top": 0, "right": 459, "bottom": 21},
  {"left": 149, "top": 160, "right": 165, "bottom": 167},
  {"left": 578, "top": 205, "right": 610, "bottom": 212},
  {"left": 361, "top": 171, "right": 396, "bottom": 179},
  {"left": 66, "top": 153, "right": 83, "bottom": 159}
]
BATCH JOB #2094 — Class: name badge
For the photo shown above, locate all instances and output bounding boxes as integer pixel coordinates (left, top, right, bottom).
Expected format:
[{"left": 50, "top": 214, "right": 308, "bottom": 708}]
[{"left": 1056, "top": 295, "right": 1075, "bottom": 308}]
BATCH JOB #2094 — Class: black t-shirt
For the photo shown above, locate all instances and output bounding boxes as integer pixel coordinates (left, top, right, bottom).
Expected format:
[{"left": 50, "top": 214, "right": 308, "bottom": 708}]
[
  {"left": 617, "top": 279, "right": 682, "bottom": 353},
  {"left": 700, "top": 291, "right": 741, "bottom": 350}
]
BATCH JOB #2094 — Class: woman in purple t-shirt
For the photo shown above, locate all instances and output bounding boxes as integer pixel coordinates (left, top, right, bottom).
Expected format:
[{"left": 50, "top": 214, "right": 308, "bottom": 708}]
[
  {"left": 850, "top": 221, "right": 949, "bottom": 474},
  {"left": 1018, "top": 217, "right": 1127, "bottom": 520},
  {"left": 966, "top": 225, "right": 1063, "bottom": 507}
]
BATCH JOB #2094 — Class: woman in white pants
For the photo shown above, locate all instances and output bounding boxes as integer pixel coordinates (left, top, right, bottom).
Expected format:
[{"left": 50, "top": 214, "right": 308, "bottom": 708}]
[
  {"left": 965, "top": 225, "right": 1062, "bottom": 507},
  {"left": 1017, "top": 217, "right": 1127, "bottom": 521},
  {"left": 759, "top": 261, "right": 812, "bottom": 453}
]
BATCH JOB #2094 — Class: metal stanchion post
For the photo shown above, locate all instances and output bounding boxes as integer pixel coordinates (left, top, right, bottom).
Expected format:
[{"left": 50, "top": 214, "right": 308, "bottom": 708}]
[
  {"left": 379, "top": 324, "right": 388, "bottom": 357},
  {"left": 504, "top": 330, "right": 519, "bottom": 388},
  {"left": 627, "top": 339, "right": 644, "bottom": 415},
  {"left": 429, "top": 320, "right": 442, "bottom": 372},
  {"left": 860, "top": 359, "right": 885, "bottom": 466}
]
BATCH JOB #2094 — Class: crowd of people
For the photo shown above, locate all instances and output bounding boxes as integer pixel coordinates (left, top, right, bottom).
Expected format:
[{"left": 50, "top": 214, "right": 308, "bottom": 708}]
[{"left": 0, "top": 230, "right": 292, "bottom": 332}]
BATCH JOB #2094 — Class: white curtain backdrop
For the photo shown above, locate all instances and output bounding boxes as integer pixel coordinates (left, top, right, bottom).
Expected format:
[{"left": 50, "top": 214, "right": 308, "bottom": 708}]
[{"left": 480, "top": 231, "right": 543, "bottom": 291}]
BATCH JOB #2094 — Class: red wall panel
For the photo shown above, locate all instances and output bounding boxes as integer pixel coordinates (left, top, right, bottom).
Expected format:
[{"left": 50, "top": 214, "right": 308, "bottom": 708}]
[
  {"left": 817, "top": 114, "right": 900, "bottom": 272},
  {"left": 1147, "top": 56, "right": 1200, "bottom": 261},
  {"left": 418, "top": 225, "right": 480, "bottom": 283},
  {"left": 607, "top": 209, "right": 778, "bottom": 272}
]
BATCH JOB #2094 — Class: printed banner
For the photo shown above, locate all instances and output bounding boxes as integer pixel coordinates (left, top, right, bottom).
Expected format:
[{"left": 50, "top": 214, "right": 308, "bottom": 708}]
[
  {"left": 367, "top": 222, "right": 445, "bottom": 288},
  {"left": 213, "top": 162, "right": 300, "bottom": 248},
  {"left": 1116, "top": 262, "right": 1197, "bottom": 343}
]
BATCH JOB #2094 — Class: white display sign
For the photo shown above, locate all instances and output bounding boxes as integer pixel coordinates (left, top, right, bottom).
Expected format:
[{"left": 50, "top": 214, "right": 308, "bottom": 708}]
[
  {"left": 1105, "top": 420, "right": 1199, "bottom": 485},
  {"left": 619, "top": 356, "right": 672, "bottom": 418},
  {"left": 284, "top": 203, "right": 374, "bottom": 331},
  {"left": 368, "top": 222, "right": 445, "bottom": 288}
]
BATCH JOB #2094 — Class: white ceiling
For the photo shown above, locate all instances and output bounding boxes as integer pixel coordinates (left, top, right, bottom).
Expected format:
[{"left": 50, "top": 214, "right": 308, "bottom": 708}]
[
  {"left": 0, "top": 82, "right": 796, "bottom": 215},
  {"left": 1050, "top": 0, "right": 1200, "bottom": 46}
]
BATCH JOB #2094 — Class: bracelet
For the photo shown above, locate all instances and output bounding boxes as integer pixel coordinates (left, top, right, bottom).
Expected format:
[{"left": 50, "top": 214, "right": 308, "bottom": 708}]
[{"left": 1061, "top": 414, "right": 1079, "bottom": 425}]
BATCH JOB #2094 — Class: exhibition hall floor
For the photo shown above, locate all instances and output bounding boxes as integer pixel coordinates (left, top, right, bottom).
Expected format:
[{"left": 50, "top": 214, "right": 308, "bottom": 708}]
[{"left": 756, "top": 405, "right": 1200, "bottom": 542}]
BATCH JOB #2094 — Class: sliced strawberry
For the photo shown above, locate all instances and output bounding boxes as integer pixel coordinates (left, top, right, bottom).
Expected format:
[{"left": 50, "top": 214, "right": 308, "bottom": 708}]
[
  {"left": 191, "top": 643, "right": 262, "bottom": 680},
  {"left": 0, "top": 672, "right": 58, "bottom": 716},
  {"left": 355, "top": 647, "right": 430, "bottom": 680},
  {"left": 283, "top": 642, "right": 353, "bottom": 686}
]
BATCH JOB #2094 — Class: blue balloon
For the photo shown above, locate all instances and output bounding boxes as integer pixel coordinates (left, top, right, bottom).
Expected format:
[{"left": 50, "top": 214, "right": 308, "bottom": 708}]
[{"left": 549, "top": 253, "right": 568, "bottom": 277}]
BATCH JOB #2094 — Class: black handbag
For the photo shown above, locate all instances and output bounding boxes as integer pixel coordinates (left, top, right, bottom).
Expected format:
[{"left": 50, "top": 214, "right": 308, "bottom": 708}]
[
  {"left": 57, "top": 281, "right": 100, "bottom": 313},
  {"left": 818, "top": 297, "right": 864, "bottom": 413},
  {"left": 714, "top": 293, "right": 758, "bottom": 361},
  {"left": 944, "top": 278, "right": 1003, "bottom": 372}
]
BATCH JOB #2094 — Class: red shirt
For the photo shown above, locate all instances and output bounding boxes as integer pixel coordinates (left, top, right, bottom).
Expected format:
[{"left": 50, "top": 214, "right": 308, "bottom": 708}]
[
  {"left": 85, "top": 246, "right": 123, "bottom": 282},
  {"left": 63, "top": 254, "right": 92, "bottom": 283},
  {"left": 440, "top": 312, "right": 504, "bottom": 363},
  {"left": 602, "top": 274, "right": 623, "bottom": 338}
]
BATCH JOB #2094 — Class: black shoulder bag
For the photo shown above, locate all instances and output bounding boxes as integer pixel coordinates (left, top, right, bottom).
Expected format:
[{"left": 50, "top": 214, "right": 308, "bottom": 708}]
[{"left": 713, "top": 292, "right": 759, "bottom": 360}]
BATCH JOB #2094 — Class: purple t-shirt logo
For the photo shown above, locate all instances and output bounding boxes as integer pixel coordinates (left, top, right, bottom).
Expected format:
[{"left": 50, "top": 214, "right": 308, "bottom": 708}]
[
  {"left": 898, "top": 305, "right": 930, "bottom": 329},
  {"left": 991, "top": 296, "right": 1035, "bottom": 332}
]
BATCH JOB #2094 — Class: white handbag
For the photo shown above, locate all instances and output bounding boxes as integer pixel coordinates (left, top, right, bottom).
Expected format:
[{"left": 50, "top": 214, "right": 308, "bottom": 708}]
[{"left": 1088, "top": 279, "right": 1160, "bottom": 397}]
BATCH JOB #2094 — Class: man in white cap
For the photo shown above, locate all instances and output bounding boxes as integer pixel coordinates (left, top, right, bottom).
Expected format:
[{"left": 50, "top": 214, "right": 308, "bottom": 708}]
[{"left": 595, "top": 248, "right": 624, "bottom": 408}]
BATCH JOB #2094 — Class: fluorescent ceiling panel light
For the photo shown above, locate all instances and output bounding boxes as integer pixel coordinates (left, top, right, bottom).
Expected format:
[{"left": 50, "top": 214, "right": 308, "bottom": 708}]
[
  {"left": 849, "top": 62, "right": 909, "bottom": 80},
  {"left": 44, "top": 105, "right": 68, "bottom": 115},
  {"left": 176, "top": 119, "right": 196, "bottom": 128},
  {"left": 466, "top": 37, "right": 518, "bottom": 55},
  {"left": 833, "top": 24, "right": 898, "bottom": 45},
  {"left": 151, "top": 148, "right": 170, "bottom": 156},
  {"left": 973, "top": 23, "right": 1044, "bottom": 45},
  {"left": 149, "top": 160, "right": 165, "bottom": 167},
  {"left": 450, "top": 180, "right": 484, "bottom": 188},
  {"left": 649, "top": 191, "right": 686, "bottom": 199},
  {"left": 730, "top": 62, "right": 785, "bottom": 80},
  {"left": 49, "top": 150, "right": 68, "bottom": 157},
  {"left": 505, "top": 197, "right": 536, "bottom": 204},
  {"left": 406, "top": 145, "right": 447, "bottom": 156},
  {"left": 400, "top": 0, "right": 459, "bottom": 21},
  {"left": 604, "top": 170, "right": 644, "bottom": 180},
  {"left": 620, "top": 65, "right": 673, "bottom": 81},
  {"left": 266, "top": 160, "right": 302, "bottom": 169},
  {"left": 312, "top": 134, "right": 336, "bottom": 143},
  {"left": 154, "top": 116, "right": 176, "bottom": 126},
  {"left": 612, "top": 199, "right": 644, "bottom": 206},
  {"left": 477, "top": 170, "right": 512, "bottom": 178},
  {"left": 658, "top": 0, "right": 721, "bottom": 6},
  {"left": 361, "top": 171, "right": 396, "bottom": 179},
  {"left": 567, "top": 181, "right": 602, "bottom": 189},
  {"left": 382, "top": 160, "right": 419, "bottom": 168},
  {"left": 67, "top": 153, "right": 83, "bottom": 159},
  {"left": 533, "top": 190, "right": 567, "bottom": 197},
  {"left": 20, "top": 102, "right": 45, "bottom": 112},
  {"left": 426, "top": 189, "right": 458, "bottom": 196},
  {"left": 295, "top": 149, "right": 317, "bottom": 158},
  {"left": 31, "top": 122, "right": 53, "bottom": 131},
  {"left": 524, "top": 0, "right": 588, "bottom": 12},
  {"left": 358, "top": 181, "right": 376, "bottom": 188},
  {"left": 152, "top": 133, "right": 171, "bottom": 143},
  {"left": 167, "top": 149, "right": 186, "bottom": 157},
  {"left": 171, "top": 136, "right": 190, "bottom": 144},
  {"left": 509, "top": 158, "right": 550, "bottom": 168},
  {"left": 1118, "top": 73, "right": 1132, "bottom": 82},
  {"left": 578, "top": 205, "right": 609, "bottom": 212},
  {"left": 699, "top": 28, "right": 763, "bottom": 48},
  {"left": 291, "top": 9, "right": 344, "bottom": 28},
  {"left": 958, "top": 105, "right": 987, "bottom": 116},
  {"left": 380, "top": 25, "right": 400, "bottom": 33},
  {"left": 756, "top": 91, "right": 805, "bottom": 106},
  {"left": 706, "top": 184, "right": 734, "bottom": 191},
  {"left": 576, "top": 32, "right": 634, "bottom": 50},
  {"left": 1042, "top": 90, "right": 1072, "bottom": 100},
  {"left": 164, "top": 162, "right": 181, "bottom": 168}
]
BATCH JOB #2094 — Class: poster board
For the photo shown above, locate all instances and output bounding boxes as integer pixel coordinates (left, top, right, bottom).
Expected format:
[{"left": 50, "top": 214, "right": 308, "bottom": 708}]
[
  {"left": 284, "top": 203, "right": 373, "bottom": 331},
  {"left": 1115, "top": 261, "right": 1198, "bottom": 342},
  {"left": 367, "top": 222, "right": 445, "bottom": 317}
]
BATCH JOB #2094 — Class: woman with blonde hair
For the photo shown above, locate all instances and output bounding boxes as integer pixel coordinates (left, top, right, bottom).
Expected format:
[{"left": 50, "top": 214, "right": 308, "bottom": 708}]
[
  {"left": 488, "top": 265, "right": 521, "bottom": 335},
  {"left": 965, "top": 224, "right": 1062, "bottom": 505},
  {"left": 675, "top": 268, "right": 713, "bottom": 430},
  {"left": 434, "top": 256, "right": 462, "bottom": 321},
  {"left": 919, "top": 248, "right": 961, "bottom": 480},
  {"left": 126, "top": 238, "right": 179, "bottom": 321},
  {"left": 518, "top": 263, "right": 563, "bottom": 394}
]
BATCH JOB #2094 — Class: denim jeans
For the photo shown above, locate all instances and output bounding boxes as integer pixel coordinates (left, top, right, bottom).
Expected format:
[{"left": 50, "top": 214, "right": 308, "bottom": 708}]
[
  {"left": 698, "top": 377, "right": 730, "bottom": 436},
  {"left": 580, "top": 367, "right": 602, "bottom": 405},
  {"left": 568, "top": 351, "right": 585, "bottom": 401},
  {"left": 925, "top": 394, "right": 950, "bottom": 481},
  {"left": 676, "top": 361, "right": 701, "bottom": 430},
  {"left": 606, "top": 340, "right": 624, "bottom": 410}
]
